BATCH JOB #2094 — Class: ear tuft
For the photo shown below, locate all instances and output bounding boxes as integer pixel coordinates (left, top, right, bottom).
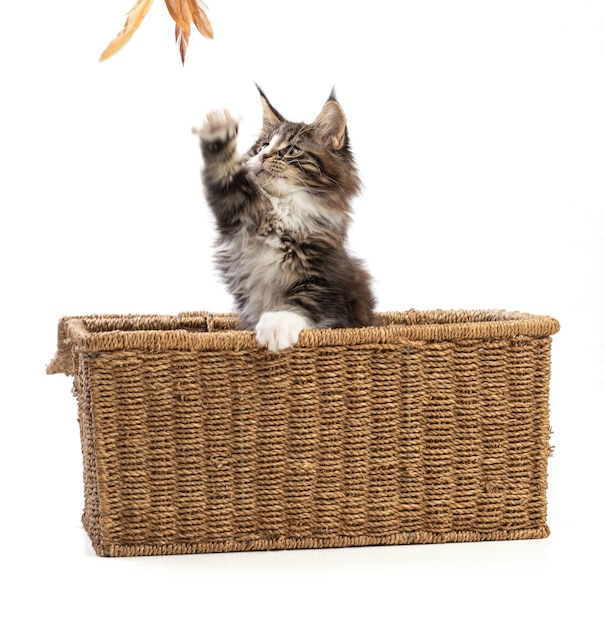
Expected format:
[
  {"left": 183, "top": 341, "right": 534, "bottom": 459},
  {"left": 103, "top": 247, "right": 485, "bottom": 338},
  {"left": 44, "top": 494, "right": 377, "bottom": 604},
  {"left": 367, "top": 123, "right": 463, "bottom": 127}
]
[
  {"left": 312, "top": 100, "right": 347, "bottom": 150},
  {"left": 255, "top": 84, "right": 284, "bottom": 134}
]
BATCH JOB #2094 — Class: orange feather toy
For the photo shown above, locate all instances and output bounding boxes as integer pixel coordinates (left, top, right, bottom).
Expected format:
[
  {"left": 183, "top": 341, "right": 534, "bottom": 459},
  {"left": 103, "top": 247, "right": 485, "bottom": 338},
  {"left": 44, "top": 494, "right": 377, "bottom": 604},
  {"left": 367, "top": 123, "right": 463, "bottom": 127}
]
[{"left": 100, "top": 0, "right": 214, "bottom": 64}]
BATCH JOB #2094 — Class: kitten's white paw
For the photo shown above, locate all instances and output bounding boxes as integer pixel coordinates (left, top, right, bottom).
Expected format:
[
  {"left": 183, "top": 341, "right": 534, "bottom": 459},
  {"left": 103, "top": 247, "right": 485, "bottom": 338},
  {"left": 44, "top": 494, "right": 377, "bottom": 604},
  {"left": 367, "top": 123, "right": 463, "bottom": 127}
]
[
  {"left": 255, "top": 311, "right": 311, "bottom": 352},
  {"left": 192, "top": 109, "right": 240, "bottom": 143}
]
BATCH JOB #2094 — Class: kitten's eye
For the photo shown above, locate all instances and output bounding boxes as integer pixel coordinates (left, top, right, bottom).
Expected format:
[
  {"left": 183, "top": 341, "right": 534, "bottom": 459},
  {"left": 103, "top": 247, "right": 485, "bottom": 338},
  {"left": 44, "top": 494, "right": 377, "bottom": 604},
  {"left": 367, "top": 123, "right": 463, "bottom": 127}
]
[
  {"left": 277, "top": 146, "right": 303, "bottom": 159},
  {"left": 287, "top": 146, "right": 303, "bottom": 158},
  {"left": 256, "top": 142, "right": 269, "bottom": 154}
]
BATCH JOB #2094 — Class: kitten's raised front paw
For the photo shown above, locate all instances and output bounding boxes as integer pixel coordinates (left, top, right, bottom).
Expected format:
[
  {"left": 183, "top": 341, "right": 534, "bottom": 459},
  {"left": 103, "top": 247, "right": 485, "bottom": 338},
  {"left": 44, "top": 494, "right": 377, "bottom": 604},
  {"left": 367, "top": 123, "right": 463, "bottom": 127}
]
[
  {"left": 192, "top": 109, "right": 240, "bottom": 144},
  {"left": 255, "top": 311, "right": 312, "bottom": 352}
]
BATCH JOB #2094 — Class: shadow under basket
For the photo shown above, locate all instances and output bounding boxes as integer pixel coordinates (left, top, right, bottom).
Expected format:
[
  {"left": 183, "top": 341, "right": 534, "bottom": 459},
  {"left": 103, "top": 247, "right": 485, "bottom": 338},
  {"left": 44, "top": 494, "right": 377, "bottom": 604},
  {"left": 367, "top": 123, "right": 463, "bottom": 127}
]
[{"left": 48, "top": 310, "right": 560, "bottom": 557}]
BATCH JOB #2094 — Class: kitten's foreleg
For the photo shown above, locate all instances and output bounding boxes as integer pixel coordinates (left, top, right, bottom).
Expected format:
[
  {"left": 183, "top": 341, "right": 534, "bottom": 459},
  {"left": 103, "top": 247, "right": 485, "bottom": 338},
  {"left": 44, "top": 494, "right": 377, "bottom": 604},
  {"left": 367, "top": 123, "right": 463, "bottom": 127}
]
[
  {"left": 255, "top": 310, "right": 312, "bottom": 352},
  {"left": 193, "top": 110, "right": 259, "bottom": 231}
]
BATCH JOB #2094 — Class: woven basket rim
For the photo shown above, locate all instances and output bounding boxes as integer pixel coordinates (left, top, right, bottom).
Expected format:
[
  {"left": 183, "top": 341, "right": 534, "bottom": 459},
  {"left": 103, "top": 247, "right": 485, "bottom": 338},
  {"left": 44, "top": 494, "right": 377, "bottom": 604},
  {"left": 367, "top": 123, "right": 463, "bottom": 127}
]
[{"left": 48, "top": 310, "right": 559, "bottom": 375}]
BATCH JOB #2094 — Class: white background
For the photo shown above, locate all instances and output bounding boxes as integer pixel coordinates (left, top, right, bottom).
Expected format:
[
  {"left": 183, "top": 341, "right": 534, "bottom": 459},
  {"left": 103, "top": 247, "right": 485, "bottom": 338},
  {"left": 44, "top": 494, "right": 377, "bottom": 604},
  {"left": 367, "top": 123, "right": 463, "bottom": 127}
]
[{"left": 1, "top": 1, "right": 604, "bottom": 623}]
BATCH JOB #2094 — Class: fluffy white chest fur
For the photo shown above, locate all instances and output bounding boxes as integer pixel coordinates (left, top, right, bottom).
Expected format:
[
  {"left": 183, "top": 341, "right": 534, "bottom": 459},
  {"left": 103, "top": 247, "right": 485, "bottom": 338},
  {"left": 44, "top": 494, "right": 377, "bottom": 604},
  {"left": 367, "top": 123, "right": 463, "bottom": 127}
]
[
  {"left": 222, "top": 192, "right": 311, "bottom": 319},
  {"left": 218, "top": 190, "right": 339, "bottom": 351}
]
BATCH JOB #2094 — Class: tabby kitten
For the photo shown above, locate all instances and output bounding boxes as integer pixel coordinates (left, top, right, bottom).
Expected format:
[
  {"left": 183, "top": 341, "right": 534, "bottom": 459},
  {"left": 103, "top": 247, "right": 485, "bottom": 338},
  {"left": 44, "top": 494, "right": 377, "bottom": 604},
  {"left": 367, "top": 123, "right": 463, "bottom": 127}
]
[{"left": 193, "top": 87, "right": 375, "bottom": 352}]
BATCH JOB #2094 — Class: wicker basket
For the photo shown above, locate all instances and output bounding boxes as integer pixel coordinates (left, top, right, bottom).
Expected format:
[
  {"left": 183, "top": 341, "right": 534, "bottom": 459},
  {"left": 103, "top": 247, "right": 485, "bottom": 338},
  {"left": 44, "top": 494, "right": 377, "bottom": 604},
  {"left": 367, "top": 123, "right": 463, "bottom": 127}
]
[{"left": 48, "top": 310, "right": 559, "bottom": 557}]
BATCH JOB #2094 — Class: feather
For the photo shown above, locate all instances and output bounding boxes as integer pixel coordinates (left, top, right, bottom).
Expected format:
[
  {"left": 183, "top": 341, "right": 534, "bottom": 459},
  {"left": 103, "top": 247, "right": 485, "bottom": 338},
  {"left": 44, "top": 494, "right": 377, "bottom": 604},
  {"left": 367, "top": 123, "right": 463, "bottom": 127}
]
[
  {"left": 164, "top": 0, "right": 188, "bottom": 31},
  {"left": 99, "top": 0, "right": 155, "bottom": 62},
  {"left": 190, "top": 0, "right": 214, "bottom": 39},
  {"left": 101, "top": 0, "right": 214, "bottom": 64},
  {"left": 175, "top": 25, "right": 190, "bottom": 65},
  {"left": 175, "top": 0, "right": 192, "bottom": 63},
  {"left": 179, "top": 0, "right": 193, "bottom": 32}
]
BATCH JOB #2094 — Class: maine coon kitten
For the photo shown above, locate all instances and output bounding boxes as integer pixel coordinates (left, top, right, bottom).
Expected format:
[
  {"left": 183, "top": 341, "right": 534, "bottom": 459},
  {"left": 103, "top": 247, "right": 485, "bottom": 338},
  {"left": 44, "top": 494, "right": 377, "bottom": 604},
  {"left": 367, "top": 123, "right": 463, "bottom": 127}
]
[{"left": 193, "top": 87, "right": 375, "bottom": 352}]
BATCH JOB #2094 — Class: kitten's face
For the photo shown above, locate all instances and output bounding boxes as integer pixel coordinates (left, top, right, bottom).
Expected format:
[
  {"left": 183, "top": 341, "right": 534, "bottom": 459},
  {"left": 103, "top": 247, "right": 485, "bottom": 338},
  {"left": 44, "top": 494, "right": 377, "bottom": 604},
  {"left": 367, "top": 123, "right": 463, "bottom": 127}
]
[
  {"left": 246, "top": 89, "right": 361, "bottom": 200},
  {"left": 247, "top": 122, "right": 311, "bottom": 195}
]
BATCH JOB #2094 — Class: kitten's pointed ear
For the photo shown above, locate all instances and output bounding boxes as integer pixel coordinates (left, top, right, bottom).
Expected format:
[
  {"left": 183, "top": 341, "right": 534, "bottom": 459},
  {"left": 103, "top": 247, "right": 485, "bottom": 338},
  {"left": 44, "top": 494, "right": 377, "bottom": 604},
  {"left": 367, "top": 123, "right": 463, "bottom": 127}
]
[
  {"left": 256, "top": 84, "right": 283, "bottom": 134},
  {"left": 312, "top": 97, "right": 347, "bottom": 150}
]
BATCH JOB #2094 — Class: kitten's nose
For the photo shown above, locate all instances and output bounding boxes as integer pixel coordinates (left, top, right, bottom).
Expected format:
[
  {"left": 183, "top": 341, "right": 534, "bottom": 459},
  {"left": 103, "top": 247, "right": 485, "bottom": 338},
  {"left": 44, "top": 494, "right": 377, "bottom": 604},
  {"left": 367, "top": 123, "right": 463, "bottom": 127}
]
[{"left": 258, "top": 152, "right": 267, "bottom": 164}]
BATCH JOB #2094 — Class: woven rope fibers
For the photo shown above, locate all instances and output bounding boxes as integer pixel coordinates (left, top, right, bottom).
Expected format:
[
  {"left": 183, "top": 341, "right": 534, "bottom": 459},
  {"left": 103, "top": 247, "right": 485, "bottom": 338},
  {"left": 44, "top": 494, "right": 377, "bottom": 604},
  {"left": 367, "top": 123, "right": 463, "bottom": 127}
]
[{"left": 49, "top": 310, "right": 559, "bottom": 556}]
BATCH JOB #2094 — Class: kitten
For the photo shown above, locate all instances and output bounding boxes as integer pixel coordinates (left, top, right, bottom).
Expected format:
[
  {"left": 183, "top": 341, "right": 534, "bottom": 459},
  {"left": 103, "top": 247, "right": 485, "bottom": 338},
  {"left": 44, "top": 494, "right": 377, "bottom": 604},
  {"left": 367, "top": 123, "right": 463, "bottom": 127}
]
[{"left": 193, "top": 86, "right": 375, "bottom": 352}]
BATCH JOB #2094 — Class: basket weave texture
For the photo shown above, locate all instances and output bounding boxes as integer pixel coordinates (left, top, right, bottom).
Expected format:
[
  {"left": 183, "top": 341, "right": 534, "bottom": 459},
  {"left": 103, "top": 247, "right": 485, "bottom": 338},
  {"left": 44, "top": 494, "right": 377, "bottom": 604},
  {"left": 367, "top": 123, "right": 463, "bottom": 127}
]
[{"left": 48, "top": 310, "right": 559, "bottom": 557}]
